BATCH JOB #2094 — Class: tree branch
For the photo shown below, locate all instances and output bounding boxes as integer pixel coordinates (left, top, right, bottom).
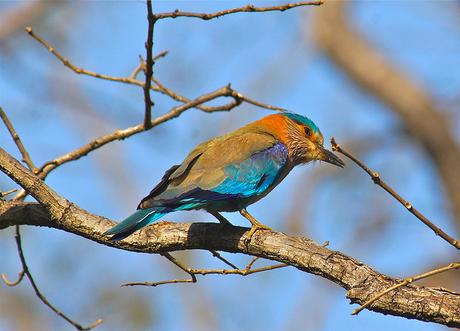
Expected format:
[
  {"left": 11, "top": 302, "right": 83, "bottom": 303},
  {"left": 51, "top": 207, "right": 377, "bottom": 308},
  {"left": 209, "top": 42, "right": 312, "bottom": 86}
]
[
  {"left": 154, "top": 1, "right": 323, "bottom": 20},
  {"left": 143, "top": 0, "right": 155, "bottom": 128},
  {"left": 1, "top": 147, "right": 459, "bottom": 328}
]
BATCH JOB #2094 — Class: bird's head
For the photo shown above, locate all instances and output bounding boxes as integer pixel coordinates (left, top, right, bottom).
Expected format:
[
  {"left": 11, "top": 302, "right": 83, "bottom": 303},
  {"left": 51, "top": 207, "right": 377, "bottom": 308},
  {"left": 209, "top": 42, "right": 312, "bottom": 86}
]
[{"left": 265, "top": 112, "right": 345, "bottom": 168}]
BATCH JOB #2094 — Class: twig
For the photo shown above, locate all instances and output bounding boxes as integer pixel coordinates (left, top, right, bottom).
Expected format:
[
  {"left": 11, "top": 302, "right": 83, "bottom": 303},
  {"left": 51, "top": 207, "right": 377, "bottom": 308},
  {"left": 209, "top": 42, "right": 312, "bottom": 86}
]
[
  {"left": 1, "top": 270, "right": 25, "bottom": 287},
  {"left": 209, "top": 250, "right": 238, "bottom": 269},
  {"left": 152, "top": 77, "right": 287, "bottom": 112},
  {"left": 352, "top": 262, "right": 460, "bottom": 315},
  {"left": 143, "top": 0, "right": 156, "bottom": 128},
  {"left": 0, "top": 188, "right": 18, "bottom": 199},
  {"left": 25, "top": 26, "right": 151, "bottom": 89},
  {"left": 121, "top": 253, "right": 288, "bottom": 287},
  {"left": 0, "top": 107, "right": 37, "bottom": 173},
  {"left": 154, "top": 2, "right": 323, "bottom": 21},
  {"left": 130, "top": 52, "right": 168, "bottom": 80},
  {"left": 11, "top": 225, "right": 103, "bottom": 330},
  {"left": 331, "top": 137, "right": 460, "bottom": 250}
]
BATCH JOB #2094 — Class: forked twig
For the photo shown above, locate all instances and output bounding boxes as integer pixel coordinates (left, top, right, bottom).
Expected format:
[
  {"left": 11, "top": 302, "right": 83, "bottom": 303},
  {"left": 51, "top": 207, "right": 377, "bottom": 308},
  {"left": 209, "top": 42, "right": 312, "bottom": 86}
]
[
  {"left": 353, "top": 262, "right": 460, "bottom": 315},
  {"left": 121, "top": 253, "right": 288, "bottom": 287},
  {"left": 331, "top": 137, "right": 460, "bottom": 250}
]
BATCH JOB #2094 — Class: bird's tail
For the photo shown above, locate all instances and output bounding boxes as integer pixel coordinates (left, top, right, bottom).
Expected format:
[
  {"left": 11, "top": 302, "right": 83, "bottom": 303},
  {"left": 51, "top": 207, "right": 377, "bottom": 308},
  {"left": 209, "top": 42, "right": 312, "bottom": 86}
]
[{"left": 103, "top": 208, "right": 165, "bottom": 241}]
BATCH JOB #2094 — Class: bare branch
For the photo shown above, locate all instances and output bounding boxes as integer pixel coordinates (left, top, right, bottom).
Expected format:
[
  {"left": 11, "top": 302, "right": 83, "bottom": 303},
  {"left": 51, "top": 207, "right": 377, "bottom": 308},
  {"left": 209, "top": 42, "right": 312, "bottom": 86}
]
[
  {"left": 0, "top": 150, "right": 459, "bottom": 327},
  {"left": 1, "top": 269, "right": 24, "bottom": 287},
  {"left": 143, "top": 0, "right": 155, "bottom": 128},
  {"left": 25, "top": 26, "right": 148, "bottom": 87},
  {"left": 331, "top": 137, "right": 460, "bottom": 250},
  {"left": 154, "top": 1, "right": 323, "bottom": 21},
  {"left": 153, "top": 77, "right": 287, "bottom": 112},
  {"left": 353, "top": 262, "right": 460, "bottom": 316},
  {"left": 122, "top": 253, "right": 287, "bottom": 287},
  {"left": 0, "top": 107, "right": 37, "bottom": 172},
  {"left": 208, "top": 250, "right": 238, "bottom": 269}
]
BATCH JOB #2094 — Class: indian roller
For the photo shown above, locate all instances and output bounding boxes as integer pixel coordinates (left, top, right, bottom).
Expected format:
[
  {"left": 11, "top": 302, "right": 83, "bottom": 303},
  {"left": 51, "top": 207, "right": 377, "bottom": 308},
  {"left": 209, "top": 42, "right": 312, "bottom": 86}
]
[{"left": 104, "top": 112, "right": 344, "bottom": 240}]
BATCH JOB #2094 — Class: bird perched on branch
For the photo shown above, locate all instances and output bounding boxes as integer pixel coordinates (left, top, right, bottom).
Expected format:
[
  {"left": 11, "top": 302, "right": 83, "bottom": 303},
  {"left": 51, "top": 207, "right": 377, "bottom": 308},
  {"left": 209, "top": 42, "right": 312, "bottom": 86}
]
[{"left": 104, "top": 112, "right": 344, "bottom": 240}]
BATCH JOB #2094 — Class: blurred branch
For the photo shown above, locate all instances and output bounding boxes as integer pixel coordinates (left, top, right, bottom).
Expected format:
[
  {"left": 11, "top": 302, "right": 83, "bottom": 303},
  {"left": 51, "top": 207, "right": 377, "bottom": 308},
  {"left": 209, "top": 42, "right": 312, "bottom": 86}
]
[
  {"left": 122, "top": 255, "right": 287, "bottom": 287},
  {"left": 154, "top": 1, "right": 323, "bottom": 21},
  {"left": 313, "top": 1, "right": 460, "bottom": 230},
  {"left": 1, "top": 149, "right": 459, "bottom": 328},
  {"left": 331, "top": 137, "right": 460, "bottom": 250},
  {"left": 353, "top": 262, "right": 460, "bottom": 316},
  {"left": 9, "top": 225, "right": 103, "bottom": 330},
  {"left": 0, "top": 188, "right": 18, "bottom": 199},
  {"left": 0, "top": 2, "right": 52, "bottom": 42}
]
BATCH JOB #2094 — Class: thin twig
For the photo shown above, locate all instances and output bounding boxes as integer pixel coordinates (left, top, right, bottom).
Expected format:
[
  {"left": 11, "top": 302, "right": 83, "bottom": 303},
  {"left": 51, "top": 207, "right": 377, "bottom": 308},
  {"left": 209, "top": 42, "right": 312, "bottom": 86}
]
[
  {"left": 1, "top": 270, "right": 25, "bottom": 287},
  {"left": 209, "top": 250, "right": 238, "bottom": 269},
  {"left": 143, "top": 0, "right": 156, "bottom": 128},
  {"left": 0, "top": 107, "right": 37, "bottom": 173},
  {"left": 130, "top": 52, "right": 168, "bottom": 80},
  {"left": 331, "top": 137, "right": 460, "bottom": 250},
  {"left": 154, "top": 1, "right": 323, "bottom": 21},
  {"left": 352, "top": 262, "right": 460, "bottom": 315},
  {"left": 12, "top": 225, "right": 103, "bottom": 330},
  {"left": 122, "top": 252, "right": 288, "bottom": 287},
  {"left": 0, "top": 188, "right": 18, "bottom": 199},
  {"left": 152, "top": 77, "right": 287, "bottom": 112},
  {"left": 25, "top": 26, "right": 149, "bottom": 88},
  {"left": 26, "top": 23, "right": 287, "bottom": 114}
]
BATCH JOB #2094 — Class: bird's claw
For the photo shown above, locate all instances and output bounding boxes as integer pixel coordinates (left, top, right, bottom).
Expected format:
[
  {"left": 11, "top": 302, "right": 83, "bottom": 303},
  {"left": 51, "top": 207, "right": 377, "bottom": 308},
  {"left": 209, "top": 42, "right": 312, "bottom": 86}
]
[{"left": 244, "top": 224, "right": 272, "bottom": 242}]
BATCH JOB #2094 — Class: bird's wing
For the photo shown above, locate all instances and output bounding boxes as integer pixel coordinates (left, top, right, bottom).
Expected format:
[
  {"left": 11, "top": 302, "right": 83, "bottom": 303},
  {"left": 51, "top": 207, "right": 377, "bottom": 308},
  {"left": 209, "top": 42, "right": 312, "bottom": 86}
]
[{"left": 139, "top": 132, "right": 289, "bottom": 209}]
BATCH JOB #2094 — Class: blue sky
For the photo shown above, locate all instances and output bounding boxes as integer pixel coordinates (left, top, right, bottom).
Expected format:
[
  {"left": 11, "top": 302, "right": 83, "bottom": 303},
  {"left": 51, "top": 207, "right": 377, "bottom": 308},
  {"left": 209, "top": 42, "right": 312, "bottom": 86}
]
[{"left": 1, "top": 1, "right": 459, "bottom": 330}]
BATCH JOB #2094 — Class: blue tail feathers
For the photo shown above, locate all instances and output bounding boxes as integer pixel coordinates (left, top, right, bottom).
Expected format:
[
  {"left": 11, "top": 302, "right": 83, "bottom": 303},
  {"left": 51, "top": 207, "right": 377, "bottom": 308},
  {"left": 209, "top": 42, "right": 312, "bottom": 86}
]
[{"left": 104, "top": 208, "right": 165, "bottom": 241}]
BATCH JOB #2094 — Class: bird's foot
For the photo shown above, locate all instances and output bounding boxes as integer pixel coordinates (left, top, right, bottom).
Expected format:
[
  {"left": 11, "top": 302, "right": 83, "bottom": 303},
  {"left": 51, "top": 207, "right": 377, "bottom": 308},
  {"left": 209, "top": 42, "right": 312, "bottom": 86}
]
[
  {"left": 245, "top": 223, "right": 272, "bottom": 240},
  {"left": 239, "top": 208, "right": 272, "bottom": 244}
]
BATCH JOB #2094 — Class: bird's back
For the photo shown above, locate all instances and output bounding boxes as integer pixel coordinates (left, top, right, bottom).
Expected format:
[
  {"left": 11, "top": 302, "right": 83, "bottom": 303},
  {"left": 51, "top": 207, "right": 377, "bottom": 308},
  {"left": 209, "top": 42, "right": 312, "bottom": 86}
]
[{"left": 138, "top": 128, "right": 290, "bottom": 211}]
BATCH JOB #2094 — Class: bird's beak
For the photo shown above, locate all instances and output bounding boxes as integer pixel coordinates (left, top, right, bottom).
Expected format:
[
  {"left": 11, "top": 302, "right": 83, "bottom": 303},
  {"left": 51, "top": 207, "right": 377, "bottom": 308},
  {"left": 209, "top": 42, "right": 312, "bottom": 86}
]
[{"left": 318, "top": 145, "right": 345, "bottom": 168}]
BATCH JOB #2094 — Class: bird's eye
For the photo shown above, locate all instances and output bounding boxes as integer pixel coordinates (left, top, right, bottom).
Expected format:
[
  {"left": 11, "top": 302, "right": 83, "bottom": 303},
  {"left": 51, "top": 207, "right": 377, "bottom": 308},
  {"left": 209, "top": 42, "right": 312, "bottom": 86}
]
[{"left": 304, "top": 126, "right": 312, "bottom": 137}]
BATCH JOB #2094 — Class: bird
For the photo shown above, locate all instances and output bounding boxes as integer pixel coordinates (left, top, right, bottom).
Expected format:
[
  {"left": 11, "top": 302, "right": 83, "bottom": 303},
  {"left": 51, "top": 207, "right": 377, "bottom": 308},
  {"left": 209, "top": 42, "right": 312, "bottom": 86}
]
[{"left": 104, "top": 112, "right": 344, "bottom": 241}]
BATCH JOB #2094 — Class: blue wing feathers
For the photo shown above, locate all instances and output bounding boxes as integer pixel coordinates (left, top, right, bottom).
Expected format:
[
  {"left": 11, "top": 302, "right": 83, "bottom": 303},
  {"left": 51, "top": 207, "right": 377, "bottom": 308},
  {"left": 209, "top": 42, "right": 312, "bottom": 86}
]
[
  {"left": 104, "top": 142, "right": 288, "bottom": 240},
  {"left": 214, "top": 142, "right": 288, "bottom": 197}
]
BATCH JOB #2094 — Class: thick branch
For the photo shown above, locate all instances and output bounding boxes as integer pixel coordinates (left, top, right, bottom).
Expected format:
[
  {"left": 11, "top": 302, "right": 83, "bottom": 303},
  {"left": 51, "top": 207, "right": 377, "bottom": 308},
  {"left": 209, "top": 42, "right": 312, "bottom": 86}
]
[{"left": 1, "top": 148, "right": 459, "bottom": 328}]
